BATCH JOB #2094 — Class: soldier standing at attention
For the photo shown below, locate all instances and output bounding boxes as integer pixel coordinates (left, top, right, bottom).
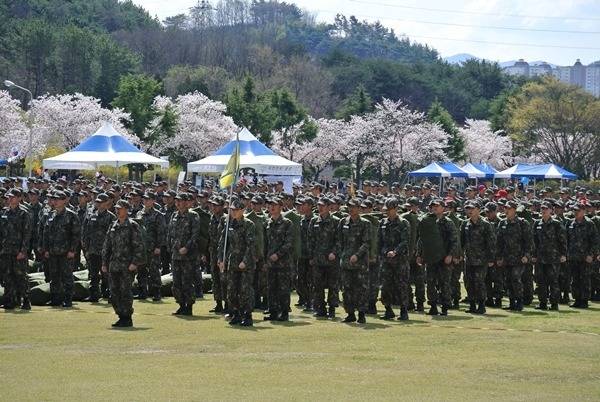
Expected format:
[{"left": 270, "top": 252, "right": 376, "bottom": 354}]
[
  {"left": 297, "top": 197, "right": 315, "bottom": 312},
  {"left": 566, "top": 204, "right": 598, "bottom": 309},
  {"left": 42, "top": 191, "right": 80, "bottom": 308},
  {"left": 136, "top": 192, "right": 166, "bottom": 301},
  {"left": 246, "top": 196, "right": 267, "bottom": 311},
  {"left": 378, "top": 199, "right": 411, "bottom": 321},
  {"left": 417, "top": 199, "right": 459, "bottom": 316},
  {"left": 337, "top": 199, "right": 371, "bottom": 324},
  {"left": 168, "top": 193, "right": 200, "bottom": 316},
  {"left": 0, "top": 188, "right": 32, "bottom": 310},
  {"left": 208, "top": 197, "right": 226, "bottom": 313},
  {"left": 191, "top": 193, "right": 210, "bottom": 299},
  {"left": 218, "top": 199, "right": 256, "bottom": 326},
  {"left": 309, "top": 198, "right": 340, "bottom": 319},
  {"left": 82, "top": 193, "right": 115, "bottom": 302},
  {"left": 532, "top": 202, "right": 567, "bottom": 311},
  {"left": 160, "top": 190, "right": 177, "bottom": 274},
  {"left": 496, "top": 200, "right": 532, "bottom": 311},
  {"left": 264, "top": 197, "right": 294, "bottom": 321},
  {"left": 101, "top": 200, "right": 145, "bottom": 328},
  {"left": 461, "top": 201, "right": 496, "bottom": 315},
  {"left": 402, "top": 197, "right": 424, "bottom": 312},
  {"left": 483, "top": 202, "right": 503, "bottom": 308}
]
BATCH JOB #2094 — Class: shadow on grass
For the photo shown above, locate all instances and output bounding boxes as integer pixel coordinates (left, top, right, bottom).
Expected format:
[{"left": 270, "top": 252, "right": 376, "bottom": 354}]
[
  {"left": 90, "top": 302, "right": 113, "bottom": 308},
  {"left": 228, "top": 325, "right": 274, "bottom": 331},
  {"left": 432, "top": 315, "right": 473, "bottom": 321},
  {"left": 359, "top": 322, "right": 390, "bottom": 330},
  {"left": 174, "top": 315, "right": 220, "bottom": 321},
  {"left": 586, "top": 306, "right": 600, "bottom": 312},
  {"left": 270, "top": 320, "right": 312, "bottom": 327},
  {"left": 511, "top": 310, "right": 548, "bottom": 316},
  {"left": 484, "top": 313, "right": 508, "bottom": 318},
  {"left": 556, "top": 309, "right": 580, "bottom": 314},
  {"left": 109, "top": 326, "right": 152, "bottom": 331}
]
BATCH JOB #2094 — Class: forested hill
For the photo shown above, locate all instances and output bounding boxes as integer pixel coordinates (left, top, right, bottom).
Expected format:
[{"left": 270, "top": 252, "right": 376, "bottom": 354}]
[{"left": 0, "top": 0, "right": 520, "bottom": 122}]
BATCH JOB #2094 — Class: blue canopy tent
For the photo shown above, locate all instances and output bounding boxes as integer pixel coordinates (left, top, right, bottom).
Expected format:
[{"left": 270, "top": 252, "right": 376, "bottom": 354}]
[
  {"left": 510, "top": 164, "right": 577, "bottom": 180},
  {"left": 494, "top": 163, "right": 533, "bottom": 179},
  {"left": 408, "top": 162, "right": 468, "bottom": 195}
]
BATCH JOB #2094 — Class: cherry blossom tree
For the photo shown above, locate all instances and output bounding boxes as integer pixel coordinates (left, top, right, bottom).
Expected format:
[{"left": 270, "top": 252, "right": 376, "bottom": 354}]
[
  {"left": 29, "top": 93, "right": 132, "bottom": 157},
  {"left": 460, "top": 119, "right": 513, "bottom": 168},
  {"left": 149, "top": 92, "right": 238, "bottom": 163},
  {"left": 0, "top": 90, "right": 29, "bottom": 159}
]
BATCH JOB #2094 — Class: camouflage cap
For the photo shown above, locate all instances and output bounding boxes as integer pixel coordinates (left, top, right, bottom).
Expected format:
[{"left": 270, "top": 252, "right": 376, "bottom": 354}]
[
  {"left": 229, "top": 198, "right": 244, "bottom": 210},
  {"left": 504, "top": 200, "right": 519, "bottom": 209},
  {"left": 95, "top": 193, "right": 110, "bottom": 203},
  {"left": 115, "top": 199, "right": 130, "bottom": 209}
]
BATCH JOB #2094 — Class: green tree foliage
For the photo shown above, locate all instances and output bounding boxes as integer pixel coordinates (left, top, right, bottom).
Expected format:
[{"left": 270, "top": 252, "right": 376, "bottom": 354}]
[
  {"left": 112, "top": 74, "right": 162, "bottom": 139},
  {"left": 337, "top": 84, "right": 373, "bottom": 120},
  {"left": 428, "top": 100, "right": 464, "bottom": 161}
]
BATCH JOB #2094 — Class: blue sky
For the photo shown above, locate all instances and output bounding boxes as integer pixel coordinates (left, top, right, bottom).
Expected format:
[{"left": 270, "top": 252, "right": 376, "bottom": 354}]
[{"left": 134, "top": 0, "right": 600, "bottom": 65}]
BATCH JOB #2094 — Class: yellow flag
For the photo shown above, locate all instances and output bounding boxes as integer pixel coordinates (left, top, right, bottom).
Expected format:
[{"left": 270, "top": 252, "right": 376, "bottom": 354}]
[{"left": 219, "top": 132, "right": 240, "bottom": 188}]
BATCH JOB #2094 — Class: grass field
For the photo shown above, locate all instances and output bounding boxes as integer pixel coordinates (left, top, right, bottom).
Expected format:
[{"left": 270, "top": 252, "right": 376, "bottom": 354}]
[{"left": 2, "top": 294, "right": 599, "bottom": 401}]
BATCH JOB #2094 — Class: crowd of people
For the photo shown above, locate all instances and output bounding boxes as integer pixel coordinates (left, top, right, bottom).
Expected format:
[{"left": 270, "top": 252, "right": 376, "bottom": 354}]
[{"left": 1, "top": 176, "right": 599, "bottom": 328}]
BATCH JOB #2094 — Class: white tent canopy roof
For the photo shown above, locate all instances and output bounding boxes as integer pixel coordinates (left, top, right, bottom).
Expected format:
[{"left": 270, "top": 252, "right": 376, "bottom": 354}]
[
  {"left": 187, "top": 128, "right": 302, "bottom": 176},
  {"left": 43, "top": 122, "right": 169, "bottom": 170}
]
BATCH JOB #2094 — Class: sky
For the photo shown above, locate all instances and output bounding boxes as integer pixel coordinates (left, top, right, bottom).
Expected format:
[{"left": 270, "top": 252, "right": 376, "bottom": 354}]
[{"left": 133, "top": 0, "right": 600, "bottom": 66}]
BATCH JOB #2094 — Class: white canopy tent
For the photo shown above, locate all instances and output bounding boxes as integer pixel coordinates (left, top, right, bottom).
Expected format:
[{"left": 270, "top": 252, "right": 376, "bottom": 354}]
[
  {"left": 42, "top": 122, "right": 169, "bottom": 170},
  {"left": 187, "top": 128, "right": 302, "bottom": 177}
]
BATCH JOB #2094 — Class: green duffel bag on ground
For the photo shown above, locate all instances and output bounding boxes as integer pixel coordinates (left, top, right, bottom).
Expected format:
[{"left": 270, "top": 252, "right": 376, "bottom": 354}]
[
  {"left": 29, "top": 282, "right": 51, "bottom": 306},
  {"left": 72, "top": 280, "right": 90, "bottom": 301}
]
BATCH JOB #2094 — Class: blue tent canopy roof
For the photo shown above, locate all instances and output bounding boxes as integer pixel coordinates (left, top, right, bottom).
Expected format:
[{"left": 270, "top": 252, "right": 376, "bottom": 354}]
[
  {"left": 408, "top": 162, "right": 468, "bottom": 178},
  {"left": 72, "top": 133, "right": 141, "bottom": 153}
]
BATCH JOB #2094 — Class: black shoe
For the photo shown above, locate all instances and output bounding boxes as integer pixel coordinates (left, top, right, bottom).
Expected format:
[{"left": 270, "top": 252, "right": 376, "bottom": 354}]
[
  {"left": 120, "top": 316, "right": 133, "bottom": 327},
  {"left": 515, "top": 299, "right": 524, "bottom": 311},
  {"left": 172, "top": 305, "right": 184, "bottom": 315},
  {"left": 503, "top": 299, "right": 515, "bottom": 310},
  {"left": 20, "top": 299, "right": 31, "bottom": 310},
  {"left": 49, "top": 298, "right": 62, "bottom": 307},
  {"left": 460, "top": 297, "right": 470, "bottom": 303},
  {"left": 240, "top": 312, "right": 253, "bottom": 327},
  {"left": 152, "top": 296, "right": 162, "bottom": 302},
  {"left": 379, "top": 306, "right": 395, "bottom": 320},
  {"left": 579, "top": 300, "right": 589, "bottom": 309},
  {"left": 475, "top": 302, "right": 486, "bottom": 315},
  {"left": 560, "top": 296, "right": 570, "bottom": 304},
  {"left": 408, "top": 301, "right": 415, "bottom": 311},
  {"left": 62, "top": 300, "right": 72, "bottom": 308},
  {"left": 440, "top": 305, "right": 448, "bottom": 316},
  {"left": 452, "top": 298, "right": 460, "bottom": 309},
  {"left": 229, "top": 311, "right": 242, "bottom": 325},
  {"left": 342, "top": 312, "right": 356, "bottom": 323},
  {"left": 416, "top": 302, "right": 424, "bottom": 313},
  {"left": 523, "top": 298, "right": 533, "bottom": 306},
  {"left": 535, "top": 303, "right": 548, "bottom": 310},
  {"left": 87, "top": 296, "right": 100, "bottom": 303},
  {"left": 465, "top": 301, "right": 477, "bottom": 313},
  {"left": 328, "top": 306, "right": 336, "bottom": 319},
  {"left": 112, "top": 316, "right": 123, "bottom": 327},
  {"left": 313, "top": 309, "right": 328, "bottom": 317},
  {"left": 366, "top": 303, "right": 377, "bottom": 315},
  {"left": 135, "top": 293, "right": 148, "bottom": 300},
  {"left": 485, "top": 298, "right": 494, "bottom": 307},
  {"left": 277, "top": 312, "right": 289, "bottom": 322},
  {"left": 302, "top": 304, "right": 314, "bottom": 313},
  {"left": 427, "top": 304, "right": 439, "bottom": 316},
  {"left": 264, "top": 311, "right": 279, "bottom": 321},
  {"left": 494, "top": 298, "right": 502, "bottom": 308},
  {"left": 183, "top": 304, "right": 193, "bottom": 316},
  {"left": 294, "top": 299, "right": 305, "bottom": 307},
  {"left": 357, "top": 312, "right": 366, "bottom": 324},
  {"left": 549, "top": 303, "right": 559, "bottom": 311},
  {"left": 398, "top": 307, "right": 409, "bottom": 321},
  {"left": 3, "top": 303, "right": 15, "bottom": 310}
]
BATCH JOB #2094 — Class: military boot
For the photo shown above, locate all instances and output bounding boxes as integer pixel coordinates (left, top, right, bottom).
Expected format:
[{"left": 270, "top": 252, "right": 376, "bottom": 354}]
[
  {"left": 342, "top": 312, "right": 356, "bottom": 323},
  {"left": 328, "top": 306, "right": 336, "bottom": 319},
  {"left": 210, "top": 301, "right": 223, "bottom": 313},
  {"left": 229, "top": 310, "right": 242, "bottom": 325},
  {"left": 452, "top": 298, "right": 460, "bottom": 310},
  {"left": 302, "top": 302, "right": 313, "bottom": 313},
  {"left": 182, "top": 304, "right": 193, "bottom": 316},
  {"left": 62, "top": 298, "right": 72, "bottom": 308},
  {"left": 398, "top": 307, "right": 409, "bottom": 321},
  {"left": 20, "top": 298, "right": 31, "bottom": 311},
  {"left": 560, "top": 293, "right": 570, "bottom": 304},
  {"left": 263, "top": 310, "right": 279, "bottom": 321},
  {"left": 357, "top": 312, "right": 366, "bottom": 324},
  {"left": 535, "top": 302, "right": 548, "bottom": 310},
  {"left": 503, "top": 298, "right": 515, "bottom": 310},
  {"left": 485, "top": 297, "right": 494, "bottom": 307},
  {"left": 427, "top": 304, "right": 439, "bottom": 316},
  {"left": 112, "top": 316, "right": 124, "bottom": 327},
  {"left": 379, "top": 305, "right": 395, "bottom": 320},
  {"left": 408, "top": 301, "right": 415, "bottom": 311},
  {"left": 549, "top": 303, "right": 559, "bottom": 311},
  {"left": 120, "top": 316, "right": 133, "bottom": 327},
  {"left": 240, "top": 311, "right": 253, "bottom": 327},
  {"left": 465, "top": 301, "right": 477, "bottom": 313},
  {"left": 367, "top": 302, "right": 377, "bottom": 315},
  {"left": 475, "top": 302, "right": 486, "bottom": 315},
  {"left": 514, "top": 298, "right": 524, "bottom": 311},
  {"left": 313, "top": 308, "right": 327, "bottom": 318},
  {"left": 440, "top": 304, "right": 449, "bottom": 316},
  {"left": 172, "top": 305, "right": 184, "bottom": 315},
  {"left": 416, "top": 302, "right": 424, "bottom": 312},
  {"left": 277, "top": 311, "right": 289, "bottom": 322}
]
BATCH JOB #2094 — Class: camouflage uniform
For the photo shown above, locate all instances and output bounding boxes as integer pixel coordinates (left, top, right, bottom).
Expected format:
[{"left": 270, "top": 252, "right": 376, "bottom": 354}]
[
  {"left": 566, "top": 217, "right": 598, "bottom": 304},
  {"left": 401, "top": 210, "right": 424, "bottom": 308},
  {"left": 496, "top": 216, "right": 532, "bottom": 307},
  {"left": 283, "top": 209, "right": 301, "bottom": 297},
  {"left": 308, "top": 213, "right": 340, "bottom": 313},
  {"left": 209, "top": 212, "right": 226, "bottom": 304},
  {"left": 161, "top": 203, "right": 176, "bottom": 274},
  {"left": 0, "top": 205, "right": 32, "bottom": 308},
  {"left": 532, "top": 217, "right": 567, "bottom": 307},
  {"left": 378, "top": 215, "right": 411, "bottom": 308},
  {"left": 337, "top": 215, "right": 370, "bottom": 314},
  {"left": 82, "top": 209, "right": 115, "bottom": 300},
  {"left": 192, "top": 207, "right": 210, "bottom": 298},
  {"left": 265, "top": 215, "right": 294, "bottom": 316},
  {"left": 446, "top": 211, "right": 463, "bottom": 305},
  {"left": 102, "top": 218, "right": 145, "bottom": 318},
  {"left": 245, "top": 209, "right": 267, "bottom": 307},
  {"left": 554, "top": 214, "right": 571, "bottom": 301},
  {"left": 297, "top": 212, "right": 314, "bottom": 307},
  {"left": 219, "top": 217, "right": 256, "bottom": 314},
  {"left": 42, "top": 207, "right": 80, "bottom": 305},
  {"left": 484, "top": 216, "right": 502, "bottom": 305},
  {"left": 417, "top": 213, "right": 458, "bottom": 309},
  {"left": 460, "top": 218, "right": 496, "bottom": 305},
  {"left": 362, "top": 213, "right": 380, "bottom": 312},
  {"left": 168, "top": 209, "right": 200, "bottom": 308},
  {"left": 135, "top": 207, "right": 166, "bottom": 299}
]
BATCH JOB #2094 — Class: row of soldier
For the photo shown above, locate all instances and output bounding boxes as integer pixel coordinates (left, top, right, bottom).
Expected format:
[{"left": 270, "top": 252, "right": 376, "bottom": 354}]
[{"left": 1, "top": 177, "right": 599, "bottom": 327}]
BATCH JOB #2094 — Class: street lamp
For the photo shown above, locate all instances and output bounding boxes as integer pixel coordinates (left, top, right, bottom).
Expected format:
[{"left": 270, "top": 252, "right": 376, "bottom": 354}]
[{"left": 4, "top": 80, "right": 34, "bottom": 177}]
